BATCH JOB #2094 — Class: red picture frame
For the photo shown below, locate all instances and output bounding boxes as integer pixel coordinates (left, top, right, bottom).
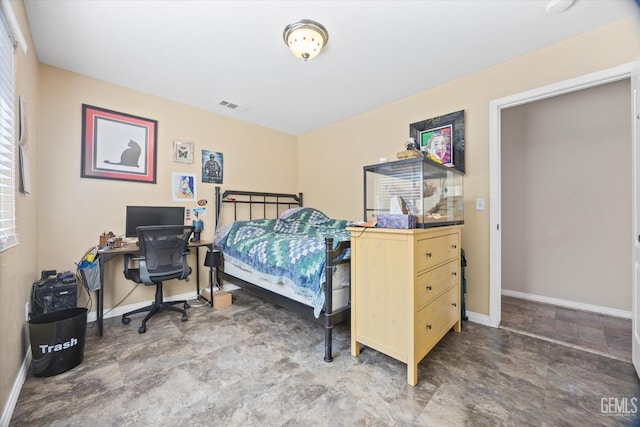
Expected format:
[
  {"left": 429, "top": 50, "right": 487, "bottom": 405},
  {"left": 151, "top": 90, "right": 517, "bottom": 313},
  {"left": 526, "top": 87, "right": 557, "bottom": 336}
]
[{"left": 81, "top": 104, "right": 157, "bottom": 183}]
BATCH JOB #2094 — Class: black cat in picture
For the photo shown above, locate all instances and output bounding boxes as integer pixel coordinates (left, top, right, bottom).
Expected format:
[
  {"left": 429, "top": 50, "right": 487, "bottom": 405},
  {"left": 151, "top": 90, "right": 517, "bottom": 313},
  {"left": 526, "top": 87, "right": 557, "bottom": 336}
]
[{"left": 104, "top": 139, "right": 141, "bottom": 167}]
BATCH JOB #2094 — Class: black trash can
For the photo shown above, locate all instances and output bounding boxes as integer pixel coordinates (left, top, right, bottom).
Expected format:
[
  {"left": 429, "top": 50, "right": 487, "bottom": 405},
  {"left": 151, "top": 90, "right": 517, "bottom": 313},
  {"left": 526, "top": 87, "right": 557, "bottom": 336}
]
[{"left": 28, "top": 307, "right": 87, "bottom": 377}]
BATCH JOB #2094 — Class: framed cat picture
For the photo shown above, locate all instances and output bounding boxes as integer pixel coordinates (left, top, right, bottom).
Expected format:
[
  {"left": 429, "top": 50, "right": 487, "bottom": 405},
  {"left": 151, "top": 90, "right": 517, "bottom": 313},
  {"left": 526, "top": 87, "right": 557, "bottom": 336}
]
[{"left": 81, "top": 104, "right": 157, "bottom": 183}]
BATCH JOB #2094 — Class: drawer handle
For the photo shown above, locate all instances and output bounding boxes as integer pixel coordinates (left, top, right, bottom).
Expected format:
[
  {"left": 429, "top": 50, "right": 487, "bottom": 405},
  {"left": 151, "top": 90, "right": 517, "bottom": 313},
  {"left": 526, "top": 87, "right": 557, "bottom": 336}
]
[
  {"left": 452, "top": 244, "right": 457, "bottom": 249},
  {"left": 426, "top": 324, "right": 432, "bottom": 330},
  {"left": 452, "top": 303, "right": 457, "bottom": 307},
  {"left": 426, "top": 252, "right": 432, "bottom": 258},
  {"left": 426, "top": 285, "right": 432, "bottom": 291},
  {"left": 452, "top": 272, "right": 457, "bottom": 276}
]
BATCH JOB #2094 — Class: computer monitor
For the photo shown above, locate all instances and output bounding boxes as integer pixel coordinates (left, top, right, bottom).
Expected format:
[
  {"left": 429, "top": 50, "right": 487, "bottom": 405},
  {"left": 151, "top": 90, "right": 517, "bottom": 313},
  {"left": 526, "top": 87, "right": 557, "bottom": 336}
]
[{"left": 125, "top": 206, "right": 185, "bottom": 238}]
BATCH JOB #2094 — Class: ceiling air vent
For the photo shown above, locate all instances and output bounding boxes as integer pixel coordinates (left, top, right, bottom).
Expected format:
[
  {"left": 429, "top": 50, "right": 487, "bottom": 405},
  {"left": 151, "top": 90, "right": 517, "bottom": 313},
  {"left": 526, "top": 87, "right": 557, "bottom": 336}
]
[
  {"left": 219, "top": 100, "right": 239, "bottom": 110},
  {"left": 217, "top": 100, "right": 249, "bottom": 113}
]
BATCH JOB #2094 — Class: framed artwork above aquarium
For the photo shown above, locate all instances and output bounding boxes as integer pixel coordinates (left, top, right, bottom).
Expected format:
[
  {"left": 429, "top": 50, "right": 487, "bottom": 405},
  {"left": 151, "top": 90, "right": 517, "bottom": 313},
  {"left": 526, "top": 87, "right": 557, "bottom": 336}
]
[{"left": 410, "top": 110, "right": 465, "bottom": 174}]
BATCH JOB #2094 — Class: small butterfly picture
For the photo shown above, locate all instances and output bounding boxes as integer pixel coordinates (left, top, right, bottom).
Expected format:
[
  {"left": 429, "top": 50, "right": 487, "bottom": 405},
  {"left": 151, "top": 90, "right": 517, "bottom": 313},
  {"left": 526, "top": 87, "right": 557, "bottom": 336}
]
[{"left": 173, "top": 140, "right": 193, "bottom": 163}]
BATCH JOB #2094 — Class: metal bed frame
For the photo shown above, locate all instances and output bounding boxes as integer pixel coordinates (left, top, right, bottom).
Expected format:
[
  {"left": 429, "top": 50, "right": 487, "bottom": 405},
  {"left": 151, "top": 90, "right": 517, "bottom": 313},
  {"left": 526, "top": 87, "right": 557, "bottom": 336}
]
[{"left": 214, "top": 186, "right": 351, "bottom": 362}]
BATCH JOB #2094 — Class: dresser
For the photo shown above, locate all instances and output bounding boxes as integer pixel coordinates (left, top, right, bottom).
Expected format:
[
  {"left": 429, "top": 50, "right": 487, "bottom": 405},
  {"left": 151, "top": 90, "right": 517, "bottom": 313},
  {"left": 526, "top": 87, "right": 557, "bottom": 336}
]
[{"left": 348, "top": 225, "right": 462, "bottom": 386}]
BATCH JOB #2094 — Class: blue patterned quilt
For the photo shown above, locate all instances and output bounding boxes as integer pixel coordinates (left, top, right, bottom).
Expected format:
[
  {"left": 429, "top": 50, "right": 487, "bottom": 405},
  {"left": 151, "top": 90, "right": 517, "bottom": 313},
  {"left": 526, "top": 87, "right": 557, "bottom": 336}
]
[{"left": 216, "top": 208, "right": 353, "bottom": 317}]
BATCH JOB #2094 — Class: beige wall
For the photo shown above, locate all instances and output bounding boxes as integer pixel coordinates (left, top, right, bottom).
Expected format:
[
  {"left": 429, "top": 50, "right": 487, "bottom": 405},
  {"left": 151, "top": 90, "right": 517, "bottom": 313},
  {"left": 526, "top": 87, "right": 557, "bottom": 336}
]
[
  {"left": 2, "top": 6, "right": 640, "bottom": 421},
  {"left": 298, "top": 18, "right": 640, "bottom": 316},
  {"left": 37, "top": 65, "right": 298, "bottom": 313},
  {"left": 501, "top": 79, "right": 631, "bottom": 310},
  {"left": 0, "top": 0, "right": 39, "bottom": 419}
]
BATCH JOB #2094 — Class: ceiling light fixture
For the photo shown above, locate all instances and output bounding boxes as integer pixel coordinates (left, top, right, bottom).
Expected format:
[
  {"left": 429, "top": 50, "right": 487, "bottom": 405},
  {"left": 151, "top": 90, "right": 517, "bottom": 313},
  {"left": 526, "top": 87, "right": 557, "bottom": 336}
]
[
  {"left": 545, "top": 0, "right": 575, "bottom": 15},
  {"left": 283, "top": 19, "right": 328, "bottom": 61}
]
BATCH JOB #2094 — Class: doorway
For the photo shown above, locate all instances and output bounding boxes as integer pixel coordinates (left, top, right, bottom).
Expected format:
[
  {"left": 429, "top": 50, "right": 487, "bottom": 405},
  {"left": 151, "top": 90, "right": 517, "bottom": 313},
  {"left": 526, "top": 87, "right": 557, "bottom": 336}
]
[{"left": 488, "top": 63, "right": 634, "bottom": 328}]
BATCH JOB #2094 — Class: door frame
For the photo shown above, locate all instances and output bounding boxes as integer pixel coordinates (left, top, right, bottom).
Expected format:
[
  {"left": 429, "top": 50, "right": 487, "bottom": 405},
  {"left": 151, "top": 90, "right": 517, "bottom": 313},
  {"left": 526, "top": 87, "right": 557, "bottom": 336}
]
[
  {"left": 632, "top": 59, "right": 640, "bottom": 375},
  {"left": 488, "top": 62, "right": 634, "bottom": 328}
]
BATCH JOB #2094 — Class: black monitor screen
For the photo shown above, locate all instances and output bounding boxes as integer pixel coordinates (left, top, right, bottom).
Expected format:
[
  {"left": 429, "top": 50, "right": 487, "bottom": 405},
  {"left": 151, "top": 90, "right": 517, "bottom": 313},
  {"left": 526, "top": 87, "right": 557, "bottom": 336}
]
[{"left": 125, "top": 206, "right": 185, "bottom": 238}]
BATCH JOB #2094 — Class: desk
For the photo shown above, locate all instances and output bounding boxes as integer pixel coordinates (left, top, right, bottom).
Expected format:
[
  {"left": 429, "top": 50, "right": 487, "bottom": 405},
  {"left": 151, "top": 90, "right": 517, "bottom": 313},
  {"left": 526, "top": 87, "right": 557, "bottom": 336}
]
[{"left": 96, "top": 240, "right": 214, "bottom": 337}]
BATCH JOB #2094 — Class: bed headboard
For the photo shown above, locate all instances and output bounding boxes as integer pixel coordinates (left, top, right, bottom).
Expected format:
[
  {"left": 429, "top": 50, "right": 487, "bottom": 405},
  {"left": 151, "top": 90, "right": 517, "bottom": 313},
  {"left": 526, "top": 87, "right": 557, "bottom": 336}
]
[{"left": 214, "top": 186, "right": 303, "bottom": 228}]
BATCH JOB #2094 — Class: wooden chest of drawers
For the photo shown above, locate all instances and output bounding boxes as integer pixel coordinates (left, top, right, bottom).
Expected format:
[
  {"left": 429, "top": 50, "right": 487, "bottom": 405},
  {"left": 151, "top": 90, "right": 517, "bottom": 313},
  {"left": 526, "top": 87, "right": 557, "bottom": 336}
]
[{"left": 348, "top": 226, "right": 462, "bottom": 386}]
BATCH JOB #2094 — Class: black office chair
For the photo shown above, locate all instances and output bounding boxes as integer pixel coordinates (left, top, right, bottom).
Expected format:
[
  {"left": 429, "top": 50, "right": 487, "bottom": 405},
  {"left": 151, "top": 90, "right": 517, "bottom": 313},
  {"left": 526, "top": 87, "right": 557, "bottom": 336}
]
[{"left": 121, "top": 225, "right": 194, "bottom": 333}]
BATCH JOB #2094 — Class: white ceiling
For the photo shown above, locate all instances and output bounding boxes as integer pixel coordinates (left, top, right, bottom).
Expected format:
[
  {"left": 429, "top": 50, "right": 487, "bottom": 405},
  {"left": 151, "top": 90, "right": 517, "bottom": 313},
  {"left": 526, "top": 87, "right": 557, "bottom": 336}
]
[{"left": 23, "top": 0, "right": 639, "bottom": 136}]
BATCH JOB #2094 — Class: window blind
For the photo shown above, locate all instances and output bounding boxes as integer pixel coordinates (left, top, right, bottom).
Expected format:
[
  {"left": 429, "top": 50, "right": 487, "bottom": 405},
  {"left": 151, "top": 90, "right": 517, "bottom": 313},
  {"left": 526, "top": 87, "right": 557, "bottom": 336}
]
[{"left": 0, "top": 8, "right": 17, "bottom": 252}]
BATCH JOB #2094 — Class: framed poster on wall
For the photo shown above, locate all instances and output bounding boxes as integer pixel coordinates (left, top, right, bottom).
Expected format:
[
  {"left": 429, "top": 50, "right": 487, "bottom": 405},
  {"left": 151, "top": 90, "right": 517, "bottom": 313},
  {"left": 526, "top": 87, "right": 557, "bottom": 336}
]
[{"left": 81, "top": 104, "right": 157, "bottom": 183}]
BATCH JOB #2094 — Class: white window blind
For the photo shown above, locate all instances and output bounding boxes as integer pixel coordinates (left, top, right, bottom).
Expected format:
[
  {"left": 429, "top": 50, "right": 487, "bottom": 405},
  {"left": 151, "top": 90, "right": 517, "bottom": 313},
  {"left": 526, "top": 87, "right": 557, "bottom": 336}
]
[{"left": 0, "top": 8, "right": 17, "bottom": 252}]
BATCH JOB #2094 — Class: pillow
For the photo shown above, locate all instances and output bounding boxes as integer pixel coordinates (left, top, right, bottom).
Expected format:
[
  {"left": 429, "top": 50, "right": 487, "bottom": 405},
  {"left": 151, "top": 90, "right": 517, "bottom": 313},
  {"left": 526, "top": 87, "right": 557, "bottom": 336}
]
[
  {"left": 279, "top": 207, "right": 306, "bottom": 219},
  {"left": 213, "top": 222, "right": 234, "bottom": 247},
  {"left": 278, "top": 207, "right": 330, "bottom": 224}
]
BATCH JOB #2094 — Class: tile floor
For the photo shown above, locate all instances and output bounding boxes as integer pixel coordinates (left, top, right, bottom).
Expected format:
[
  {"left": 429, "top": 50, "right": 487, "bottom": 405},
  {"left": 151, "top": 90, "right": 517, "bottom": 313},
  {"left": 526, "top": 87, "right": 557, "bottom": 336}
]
[
  {"left": 9, "top": 289, "right": 640, "bottom": 426},
  {"left": 501, "top": 295, "right": 632, "bottom": 363}
]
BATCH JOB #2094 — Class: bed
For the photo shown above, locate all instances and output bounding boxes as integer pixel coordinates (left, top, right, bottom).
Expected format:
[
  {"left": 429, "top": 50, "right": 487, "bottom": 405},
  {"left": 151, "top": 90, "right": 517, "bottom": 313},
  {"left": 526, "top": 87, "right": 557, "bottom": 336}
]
[{"left": 213, "top": 187, "right": 352, "bottom": 362}]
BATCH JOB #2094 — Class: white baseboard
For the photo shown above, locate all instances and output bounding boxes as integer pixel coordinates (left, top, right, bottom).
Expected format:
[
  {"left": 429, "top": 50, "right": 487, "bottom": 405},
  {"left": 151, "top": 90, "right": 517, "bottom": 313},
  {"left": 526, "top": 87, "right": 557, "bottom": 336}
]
[
  {"left": 84, "top": 284, "right": 242, "bottom": 323},
  {"left": 85, "top": 290, "right": 201, "bottom": 323},
  {"left": 465, "top": 311, "right": 492, "bottom": 326},
  {"left": 1, "top": 349, "right": 31, "bottom": 427},
  {"left": 502, "top": 289, "right": 631, "bottom": 319}
]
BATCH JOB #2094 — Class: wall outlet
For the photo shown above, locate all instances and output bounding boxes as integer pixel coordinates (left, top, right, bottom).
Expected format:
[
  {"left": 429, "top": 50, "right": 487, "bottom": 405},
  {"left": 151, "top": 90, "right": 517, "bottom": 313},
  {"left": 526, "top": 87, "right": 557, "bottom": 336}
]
[{"left": 25, "top": 302, "right": 30, "bottom": 321}]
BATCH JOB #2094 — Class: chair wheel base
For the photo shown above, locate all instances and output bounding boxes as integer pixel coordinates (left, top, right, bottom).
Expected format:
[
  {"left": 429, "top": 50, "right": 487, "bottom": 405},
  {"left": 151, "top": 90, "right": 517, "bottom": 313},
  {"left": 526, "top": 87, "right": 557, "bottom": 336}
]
[{"left": 121, "top": 294, "right": 190, "bottom": 332}]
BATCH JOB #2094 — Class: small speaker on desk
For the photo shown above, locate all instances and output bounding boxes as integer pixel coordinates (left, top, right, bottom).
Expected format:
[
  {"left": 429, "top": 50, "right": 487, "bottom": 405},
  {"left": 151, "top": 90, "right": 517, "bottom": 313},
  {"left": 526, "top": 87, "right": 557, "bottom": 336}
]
[{"left": 191, "top": 219, "right": 203, "bottom": 242}]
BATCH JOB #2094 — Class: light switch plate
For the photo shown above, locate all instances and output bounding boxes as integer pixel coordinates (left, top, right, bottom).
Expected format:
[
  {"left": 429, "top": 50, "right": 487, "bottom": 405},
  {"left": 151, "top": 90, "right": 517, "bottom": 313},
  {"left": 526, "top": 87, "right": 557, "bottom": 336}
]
[{"left": 475, "top": 198, "right": 485, "bottom": 211}]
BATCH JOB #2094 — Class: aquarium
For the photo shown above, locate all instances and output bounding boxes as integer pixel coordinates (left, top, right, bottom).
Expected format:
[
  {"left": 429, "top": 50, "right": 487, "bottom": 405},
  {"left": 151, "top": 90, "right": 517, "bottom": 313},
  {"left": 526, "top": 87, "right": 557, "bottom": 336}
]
[{"left": 363, "top": 157, "right": 464, "bottom": 228}]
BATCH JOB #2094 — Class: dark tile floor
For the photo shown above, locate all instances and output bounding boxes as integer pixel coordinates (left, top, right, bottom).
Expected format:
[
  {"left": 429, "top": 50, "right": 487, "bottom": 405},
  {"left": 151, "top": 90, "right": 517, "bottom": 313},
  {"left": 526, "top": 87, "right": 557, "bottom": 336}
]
[
  {"left": 501, "top": 295, "right": 632, "bottom": 362},
  {"left": 9, "top": 289, "right": 640, "bottom": 426}
]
